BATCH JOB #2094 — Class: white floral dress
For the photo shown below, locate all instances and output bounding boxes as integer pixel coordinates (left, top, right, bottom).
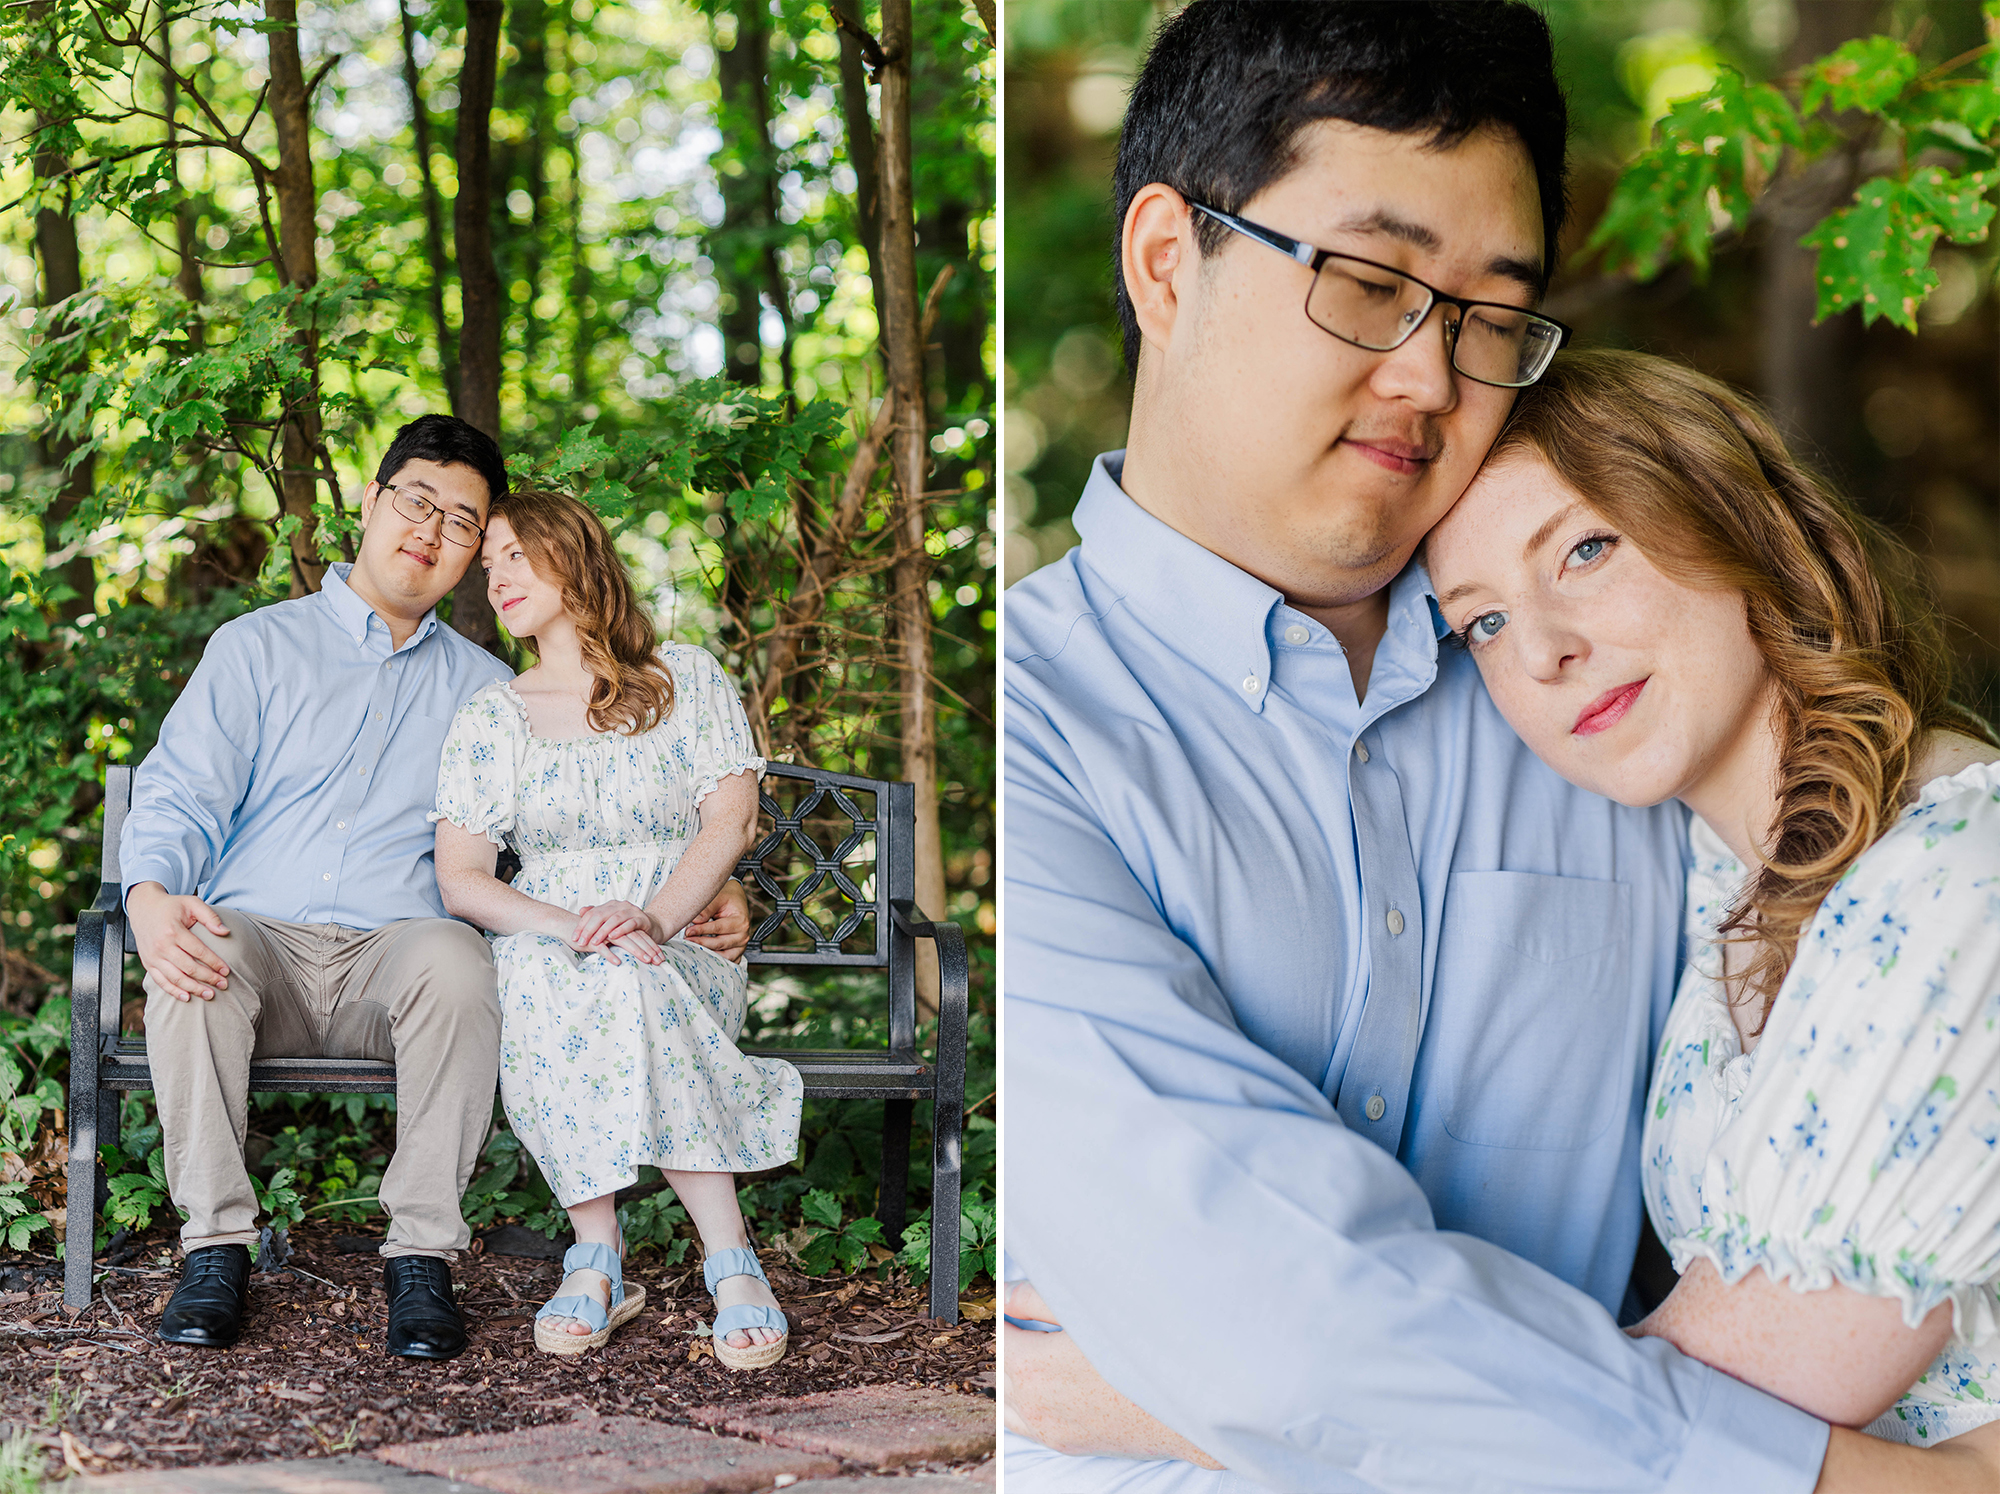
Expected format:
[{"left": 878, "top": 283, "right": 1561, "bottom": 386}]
[
  {"left": 1645, "top": 762, "right": 2000, "bottom": 1445},
  {"left": 432, "top": 643, "right": 803, "bottom": 1205}
]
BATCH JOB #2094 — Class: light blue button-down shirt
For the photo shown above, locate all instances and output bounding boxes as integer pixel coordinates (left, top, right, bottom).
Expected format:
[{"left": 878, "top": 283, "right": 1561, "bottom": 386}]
[
  {"left": 1003, "top": 455, "right": 1828, "bottom": 1492},
  {"left": 122, "top": 564, "right": 512, "bottom": 929}
]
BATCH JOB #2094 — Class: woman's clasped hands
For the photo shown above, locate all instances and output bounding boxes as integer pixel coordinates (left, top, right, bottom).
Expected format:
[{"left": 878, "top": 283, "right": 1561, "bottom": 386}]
[{"left": 559, "top": 899, "right": 662, "bottom": 965}]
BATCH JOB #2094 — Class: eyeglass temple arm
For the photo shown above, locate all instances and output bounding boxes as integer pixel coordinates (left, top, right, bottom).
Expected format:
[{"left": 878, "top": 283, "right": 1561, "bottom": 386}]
[{"left": 1187, "top": 201, "right": 1317, "bottom": 268}]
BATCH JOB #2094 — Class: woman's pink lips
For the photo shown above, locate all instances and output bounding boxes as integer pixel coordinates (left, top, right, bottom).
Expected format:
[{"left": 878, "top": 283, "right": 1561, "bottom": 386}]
[
  {"left": 1345, "top": 439, "right": 1429, "bottom": 476},
  {"left": 1574, "top": 679, "right": 1647, "bottom": 736},
  {"left": 500, "top": 596, "right": 522, "bottom": 611}
]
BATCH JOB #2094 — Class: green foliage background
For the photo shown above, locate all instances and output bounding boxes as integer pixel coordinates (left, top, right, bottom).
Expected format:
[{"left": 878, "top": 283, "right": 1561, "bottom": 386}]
[{"left": 0, "top": 0, "right": 994, "bottom": 1287}]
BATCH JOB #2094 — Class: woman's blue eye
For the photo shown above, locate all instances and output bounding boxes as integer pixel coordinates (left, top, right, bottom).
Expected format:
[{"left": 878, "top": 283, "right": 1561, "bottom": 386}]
[
  {"left": 1467, "top": 610, "right": 1507, "bottom": 643},
  {"left": 1569, "top": 535, "right": 1611, "bottom": 566}
]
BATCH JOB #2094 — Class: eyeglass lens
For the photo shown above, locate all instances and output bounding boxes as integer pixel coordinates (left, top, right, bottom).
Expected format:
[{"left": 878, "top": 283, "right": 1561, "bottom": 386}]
[
  {"left": 390, "top": 487, "right": 481, "bottom": 546},
  {"left": 1305, "top": 258, "right": 1562, "bottom": 388}
]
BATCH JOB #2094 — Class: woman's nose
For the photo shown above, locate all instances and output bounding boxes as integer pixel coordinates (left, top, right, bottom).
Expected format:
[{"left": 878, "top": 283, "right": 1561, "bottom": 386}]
[{"left": 1518, "top": 613, "right": 1586, "bottom": 681}]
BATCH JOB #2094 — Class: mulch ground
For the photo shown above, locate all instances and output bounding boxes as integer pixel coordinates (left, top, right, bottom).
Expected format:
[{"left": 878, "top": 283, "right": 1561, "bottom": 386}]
[{"left": 0, "top": 1221, "right": 994, "bottom": 1482}]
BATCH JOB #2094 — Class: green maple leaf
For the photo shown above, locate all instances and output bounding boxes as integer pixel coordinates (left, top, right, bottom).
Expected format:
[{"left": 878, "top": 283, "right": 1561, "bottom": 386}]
[
  {"left": 1803, "top": 36, "right": 1921, "bottom": 115},
  {"left": 1802, "top": 179, "right": 1940, "bottom": 330},
  {"left": 1586, "top": 68, "right": 1799, "bottom": 280},
  {"left": 1905, "top": 165, "right": 1997, "bottom": 242}
]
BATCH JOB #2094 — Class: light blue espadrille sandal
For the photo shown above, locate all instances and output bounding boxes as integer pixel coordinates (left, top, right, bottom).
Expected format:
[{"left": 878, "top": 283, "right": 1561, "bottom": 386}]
[
  {"left": 533, "top": 1240, "right": 647, "bottom": 1355},
  {"left": 703, "top": 1246, "right": 788, "bottom": 1370}
]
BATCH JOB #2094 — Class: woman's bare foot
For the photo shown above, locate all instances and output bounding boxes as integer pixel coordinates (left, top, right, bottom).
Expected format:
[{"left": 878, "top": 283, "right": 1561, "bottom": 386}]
[{"left": 714, "top": 1269, "right": 783, "bottom": 1348}]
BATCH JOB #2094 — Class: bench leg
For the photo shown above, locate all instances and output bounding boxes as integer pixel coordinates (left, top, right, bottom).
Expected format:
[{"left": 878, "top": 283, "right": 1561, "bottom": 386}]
[
  {"left": 64, "top": 1079, "right": 100, "bottom": 1314},
  {"left": 878, "top": 1098, "right": 912, "bottom": 1247},
  {"left": 928, "top": 1098, "right": 962, "bottom": 1324}
]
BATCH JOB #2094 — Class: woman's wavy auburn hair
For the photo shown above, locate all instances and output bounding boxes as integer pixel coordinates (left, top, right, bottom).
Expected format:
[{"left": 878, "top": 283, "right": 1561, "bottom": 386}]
[
  {"left": 489, "top": 487, "right": 674, "bottom": 736},
  {"left": 1492, "top": 349, "right": 1995, "bottom": 1030}
]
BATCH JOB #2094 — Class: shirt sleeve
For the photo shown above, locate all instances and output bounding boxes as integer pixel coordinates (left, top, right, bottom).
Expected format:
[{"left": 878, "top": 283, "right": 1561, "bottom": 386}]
[
  {"left": 1004, "top": 675, "right": 1830, "bottom": 1494},
  {"left": 672, "top": 646, "right": 764, "bottom": 805},
  {"left": 1669, "top": 765, "right": 2000, "bottom": 1343},
  {"left": 428, "top": 687, "right": 522, "bottom": 849},
  {"left": 120, "top": 621, "right": 261, "bottom": 901}
]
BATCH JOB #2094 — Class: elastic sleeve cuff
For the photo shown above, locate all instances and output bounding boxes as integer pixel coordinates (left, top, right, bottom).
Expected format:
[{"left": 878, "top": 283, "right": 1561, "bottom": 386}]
[
  {"left": 1664, "top": 1364, "right": 1828, "bottom": 1494},
  {"left": 692, "top": 758, "right": 764, "bottom": 806},
  {"left": 426, "top": 809, "right": 508, "bottom": 849}
]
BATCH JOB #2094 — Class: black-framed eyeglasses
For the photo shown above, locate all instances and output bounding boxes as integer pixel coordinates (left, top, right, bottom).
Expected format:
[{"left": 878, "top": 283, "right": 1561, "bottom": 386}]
[
  {"left": 1187, "top": 201, "right": 1572, "bottom": 389},
  {"left": 381, "top": 483, "right": 485, "bottom": 548}
]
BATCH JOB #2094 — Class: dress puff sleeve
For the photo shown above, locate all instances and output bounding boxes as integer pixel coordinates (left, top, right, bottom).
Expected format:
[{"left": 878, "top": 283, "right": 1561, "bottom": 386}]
[
  {"left": 1670, "top": 761, "right": 2000, "bottom": 1341},
  {"left": 664, "top": 643, "right": 765, "bottom": 805},
  {"left": 428, "top": 682, "right": 526, "bottom": 849}
]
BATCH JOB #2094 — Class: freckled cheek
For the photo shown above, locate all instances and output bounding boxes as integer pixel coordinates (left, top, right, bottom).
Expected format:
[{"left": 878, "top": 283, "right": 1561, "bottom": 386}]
[{"left": 1480, "top": 658, "right": 1569, "bottom": 758}]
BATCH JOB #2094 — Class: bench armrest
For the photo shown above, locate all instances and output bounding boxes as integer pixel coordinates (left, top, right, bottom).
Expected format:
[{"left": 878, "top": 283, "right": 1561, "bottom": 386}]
[{"left": 889, "top": 897, "right": 968, "bottom": 1115}]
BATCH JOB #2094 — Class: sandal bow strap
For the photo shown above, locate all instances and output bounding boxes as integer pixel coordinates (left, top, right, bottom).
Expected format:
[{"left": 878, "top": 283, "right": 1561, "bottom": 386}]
[
  {"left": 703, "top": 1246, "right": 768, "bottom": 1294},
  {"left": 536, "top": 1291, "right": 609, "bottom": 1333},
  {"left": 714, "top": 1302, "right": 788, "bottom": 1338},
  {"left": 559, "top": 1240, "right": 627, "bottom": 1306}
]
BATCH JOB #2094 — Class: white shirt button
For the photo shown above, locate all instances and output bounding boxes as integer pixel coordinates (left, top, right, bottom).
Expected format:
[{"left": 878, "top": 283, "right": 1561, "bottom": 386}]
[
  {"left": 1241, "top": 675, "right": 1260, "bottom": 694},
  {"left": 321, "top": 872, "right": 331, "bottom": 882},
  {"left": 336, "top": 821, "right": 346, "bottom": 830},
  {"left": 1354, "top": 741, "right": 1370, "bottom": 763},
  {"left": 1365, "top": 1095, "right": 1387, "bottom": 1122},
  {"left": 375, "top": 711, "right": 383, "bottom": 721},
  {"left": 1284, "top": 625, "right": 1309, "bottom": 645},
  {"left": 1386, "top": 909, "right": 1405, "bottom": 937}
]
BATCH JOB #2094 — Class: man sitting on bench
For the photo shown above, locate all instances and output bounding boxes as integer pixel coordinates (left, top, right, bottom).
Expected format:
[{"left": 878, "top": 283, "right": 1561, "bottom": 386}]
[{"left": 120, "top": 415, "right": 750, "bottom": 1359}]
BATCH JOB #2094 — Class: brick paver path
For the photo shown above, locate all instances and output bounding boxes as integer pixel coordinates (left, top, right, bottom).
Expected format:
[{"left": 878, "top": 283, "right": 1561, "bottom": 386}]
[
  {"left": 71, "top": 1388, "right": 994, "bottom": 1493},
  {"left": 70, "top": 1455, "right": 489, "bottom": 1492},
  {"left": 373, "top": 1413, "right": 840, "bottom": 1493},
  {"left": 686, "top": 1387, "right": 995, "bottom": 1469}
]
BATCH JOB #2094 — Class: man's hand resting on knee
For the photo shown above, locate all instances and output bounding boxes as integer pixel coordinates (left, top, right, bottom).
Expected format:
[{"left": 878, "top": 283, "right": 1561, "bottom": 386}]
[
  {"left": 684, "top": 878, "right": 752, "bottom": 961},
  {"left": 128, "top": 882, "right": 232, "bottom": 1002},
  {"left": 1003, "top": 1281, "right": 1224, "bottom": 1469}
]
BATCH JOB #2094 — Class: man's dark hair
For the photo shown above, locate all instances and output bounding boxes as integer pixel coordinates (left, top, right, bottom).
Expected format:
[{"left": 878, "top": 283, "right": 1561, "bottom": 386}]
[
  {"left": 373, "top": 415, "right": 507, "bottom": 508},
  {"left": 1112, "top": 0, "right": 1570, "bottom": 370}
]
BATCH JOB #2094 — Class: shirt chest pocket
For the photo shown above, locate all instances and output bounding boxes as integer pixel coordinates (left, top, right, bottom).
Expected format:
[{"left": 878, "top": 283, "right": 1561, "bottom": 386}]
[{"left": 1426, "top": 870, "right": 1635, "bottom": 1151}]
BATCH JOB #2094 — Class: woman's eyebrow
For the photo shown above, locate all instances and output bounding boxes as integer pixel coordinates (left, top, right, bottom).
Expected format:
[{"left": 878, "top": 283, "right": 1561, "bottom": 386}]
[{"left": 1523, "top": 502, "right": 1587, "bottom": 561}]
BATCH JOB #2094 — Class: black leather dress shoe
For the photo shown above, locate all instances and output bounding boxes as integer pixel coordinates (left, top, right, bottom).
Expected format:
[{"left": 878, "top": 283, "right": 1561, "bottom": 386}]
[
  {"left": 158, "top": 1243, "right": 252, "bottom": 1348},
  {"left": 383, "top": 1256, "right": 467, "bottom": 1360}
]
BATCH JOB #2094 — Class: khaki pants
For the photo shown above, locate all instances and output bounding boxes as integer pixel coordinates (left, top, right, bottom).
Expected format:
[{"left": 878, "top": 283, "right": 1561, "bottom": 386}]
[{"left": 144, "top": 909, "right": 501, "bottom": 1259}]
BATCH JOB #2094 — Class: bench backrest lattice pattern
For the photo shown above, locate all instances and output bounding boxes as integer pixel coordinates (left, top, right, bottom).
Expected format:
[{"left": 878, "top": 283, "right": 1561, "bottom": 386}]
[
  {"left": 69, "top": 758, "right": 965, "bottom": 1324},
  {"left": 741, "top": 773, "right": 888, "bottom": 964}
]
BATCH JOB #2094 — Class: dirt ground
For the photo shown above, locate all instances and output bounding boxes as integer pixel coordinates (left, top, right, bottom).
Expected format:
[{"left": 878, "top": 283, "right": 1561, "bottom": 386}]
[{"left": 0, "top": 1222, "right": 996, "bottom": 1481}]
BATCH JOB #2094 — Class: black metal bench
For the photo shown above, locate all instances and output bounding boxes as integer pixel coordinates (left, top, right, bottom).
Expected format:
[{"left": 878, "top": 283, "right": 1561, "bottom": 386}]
[{"left": 66, "top": 762, "right": 968, "bottom": 1321}]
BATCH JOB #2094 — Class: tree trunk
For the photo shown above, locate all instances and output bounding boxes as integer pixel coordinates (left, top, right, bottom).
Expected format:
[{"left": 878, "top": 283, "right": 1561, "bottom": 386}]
[
  {"left": 161, "top": 17, "right": 205, "bottom": 317},
  {"left": 877, "top": 0, "right": 943, "bottom": 1013},
  {"left": 32, "top": 135, "right": 94, "bottom": 622},
  {"left": 399, "top": 0, "right": 457, "bottom": 403},
  {"left": 497, "top": 0, "right": 551, "bottom": 373},
  {"left": 715, "top": 6, "right": 770, "bottom": 386},
  {"left": 264, "top": 0, "right": 328, "bottom": 595},
  {"left": 452, "top": 0, "right": 506, "bottom": 651},
  {"left": 1759, "top": 0, "right": 1878, "bottom": 493},
  {"left": 828, "top": 0, "right": 884, "bottom": 349}
]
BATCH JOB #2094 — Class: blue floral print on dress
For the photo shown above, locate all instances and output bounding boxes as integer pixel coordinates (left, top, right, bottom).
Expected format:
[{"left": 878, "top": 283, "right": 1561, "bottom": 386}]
[
  {"left": 1642, "top": 762, "right": 2000, "bottom": 1447},
  {"left": 432, "top": 643, "right": 803, "bottom": 1204}
]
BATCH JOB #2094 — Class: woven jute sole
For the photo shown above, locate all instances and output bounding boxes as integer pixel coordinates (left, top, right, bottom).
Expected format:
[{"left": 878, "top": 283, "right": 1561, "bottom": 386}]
[
  {"left": 713, "top": 1323, "right": 788, "bottom": 1370},
  {"left": 534, "top": 1281, "right": 647, "bottom": 1356}
]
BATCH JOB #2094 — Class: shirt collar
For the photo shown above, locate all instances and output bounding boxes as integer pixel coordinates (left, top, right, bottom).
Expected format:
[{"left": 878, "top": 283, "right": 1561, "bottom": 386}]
[
  {"left": 320, "top": 563, "right": 438, "bottom": 652},
  {"left": 1074, "top": 453, "right": 1284, "bottom": 713},
  {"left": 1074, "top": 451, "right": 1443, "bottom": 716}
]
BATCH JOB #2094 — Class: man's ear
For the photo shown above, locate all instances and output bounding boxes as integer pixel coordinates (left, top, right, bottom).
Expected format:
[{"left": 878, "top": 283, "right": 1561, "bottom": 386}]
[
  {"left": 1121, "top": 183, "right": 1198, "bottom": 364},
  {"left": 359, "top": 480, "right": 381, "bottom": 524}
]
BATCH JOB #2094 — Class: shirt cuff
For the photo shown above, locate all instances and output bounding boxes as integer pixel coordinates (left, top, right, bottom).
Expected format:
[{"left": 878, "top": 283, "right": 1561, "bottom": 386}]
[
  {"left": 1665, "top": 1365, "right": 1829, "bottom": 1494},
  {"left": 121, "top": 862, "right": 188, "bottom": 903}
]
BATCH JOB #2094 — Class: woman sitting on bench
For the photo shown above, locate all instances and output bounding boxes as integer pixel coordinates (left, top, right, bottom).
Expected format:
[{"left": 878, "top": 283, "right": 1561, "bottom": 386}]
[{"left": 432, "top": 486, "right": 802, "bottom": 1366}]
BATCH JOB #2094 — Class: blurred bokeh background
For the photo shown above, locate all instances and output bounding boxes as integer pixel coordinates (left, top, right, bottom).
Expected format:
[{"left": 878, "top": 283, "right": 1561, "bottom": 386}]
[{"left": 1003, "top": 0, "right": 2000, "bottom": 723}]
